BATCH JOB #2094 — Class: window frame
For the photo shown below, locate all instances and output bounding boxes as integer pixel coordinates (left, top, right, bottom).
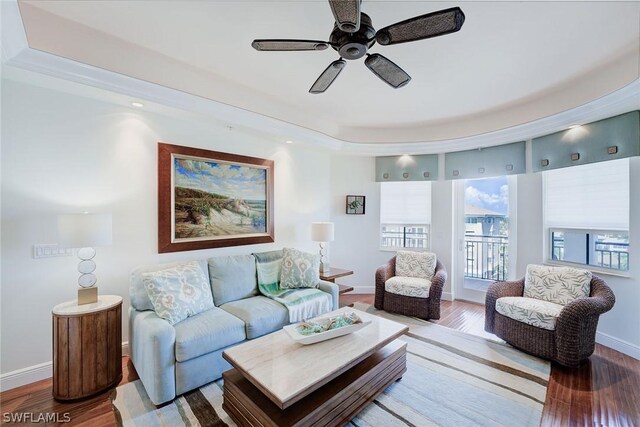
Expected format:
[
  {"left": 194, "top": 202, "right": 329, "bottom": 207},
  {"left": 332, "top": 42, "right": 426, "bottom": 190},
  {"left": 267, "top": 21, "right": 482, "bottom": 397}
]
[
  {"left": 379, "top": 223, "right": 431, "bottom": 251},
  {"left": 545, "top": 227, "right": 630, "bottom": 277}
]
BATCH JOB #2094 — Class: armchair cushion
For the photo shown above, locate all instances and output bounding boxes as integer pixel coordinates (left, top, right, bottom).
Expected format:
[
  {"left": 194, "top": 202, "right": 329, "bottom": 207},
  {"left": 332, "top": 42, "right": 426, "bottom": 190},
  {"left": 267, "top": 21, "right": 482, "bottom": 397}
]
[
  {"left": 496, "top": 296, "right": 563, "bottom": 330},
  {"left": 396, "top": 250, "right": 437, "bottom": 280},
  {"left": 385, "top": 276, "right": 431, "bottom": 299},
  {"left": 524, "top": 264, "right": 591, "bottom": 305}
]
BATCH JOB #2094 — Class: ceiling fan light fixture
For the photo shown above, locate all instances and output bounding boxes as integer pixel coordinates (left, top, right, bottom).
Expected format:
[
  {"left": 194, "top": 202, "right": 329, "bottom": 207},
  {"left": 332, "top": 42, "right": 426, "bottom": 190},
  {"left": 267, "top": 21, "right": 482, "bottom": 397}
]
[{"left": 252, "top": 1, "right": 465, "bottom": 93}]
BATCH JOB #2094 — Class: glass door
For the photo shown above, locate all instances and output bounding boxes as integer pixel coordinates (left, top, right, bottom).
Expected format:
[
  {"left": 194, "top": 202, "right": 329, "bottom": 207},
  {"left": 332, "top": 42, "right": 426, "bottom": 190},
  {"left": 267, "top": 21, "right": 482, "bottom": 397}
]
[{"left": 454, "top": 176, "right": 516, "bottom": 303}]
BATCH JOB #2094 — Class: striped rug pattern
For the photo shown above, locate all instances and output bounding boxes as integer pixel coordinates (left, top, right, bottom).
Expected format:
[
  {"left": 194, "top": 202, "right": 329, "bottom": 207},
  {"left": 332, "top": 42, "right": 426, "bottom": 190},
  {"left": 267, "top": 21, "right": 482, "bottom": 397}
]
[{"left": 112, "top": 303, "right": 550, "bottom": 426}]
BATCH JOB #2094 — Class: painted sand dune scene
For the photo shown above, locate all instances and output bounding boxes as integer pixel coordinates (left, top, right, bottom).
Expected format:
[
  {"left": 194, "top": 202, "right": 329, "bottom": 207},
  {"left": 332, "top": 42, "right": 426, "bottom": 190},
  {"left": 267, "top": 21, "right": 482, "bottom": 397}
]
[{"left": 173, "top": 157, "right": 267, "bottom": 239}]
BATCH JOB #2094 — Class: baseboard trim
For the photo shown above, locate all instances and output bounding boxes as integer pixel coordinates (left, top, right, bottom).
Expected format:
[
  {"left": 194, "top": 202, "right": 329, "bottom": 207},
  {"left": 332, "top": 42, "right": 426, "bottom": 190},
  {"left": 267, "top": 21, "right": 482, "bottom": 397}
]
[
  {"left": 0, "top": 362, "right": 52, "bottom": 393},
  {"left": 0, "top": 342, "right": 130, "bottom": 392},
  {"left": 350, "top": 286, "right": 374, "bottom": 294},
  {"left": 596, "top": 332, "right": 640, "bottom": 360},
  {"left": 442, "top": 292, "right": 453, "bottom": 301}
]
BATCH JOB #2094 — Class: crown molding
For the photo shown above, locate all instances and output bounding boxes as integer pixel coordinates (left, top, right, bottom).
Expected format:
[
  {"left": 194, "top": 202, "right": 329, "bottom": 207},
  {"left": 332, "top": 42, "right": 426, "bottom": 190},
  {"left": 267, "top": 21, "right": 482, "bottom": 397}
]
[{"left": 2, "top": 0, "right": 639, "bottom": 156}]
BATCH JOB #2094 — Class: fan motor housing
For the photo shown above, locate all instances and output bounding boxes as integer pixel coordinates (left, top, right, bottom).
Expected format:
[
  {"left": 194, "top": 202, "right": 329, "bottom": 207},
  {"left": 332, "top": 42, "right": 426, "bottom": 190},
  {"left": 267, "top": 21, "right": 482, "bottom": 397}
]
[{"left": 330, "top": 13, "right": 376, "bottom": 60}]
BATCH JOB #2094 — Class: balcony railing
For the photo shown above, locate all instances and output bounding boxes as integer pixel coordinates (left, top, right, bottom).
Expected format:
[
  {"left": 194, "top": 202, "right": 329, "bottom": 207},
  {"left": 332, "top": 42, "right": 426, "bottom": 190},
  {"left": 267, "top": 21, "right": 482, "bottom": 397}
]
[
  {"left": 595, "top": 241, "right": 629, "bottom": 271},
  {"left": 381, "top": 225, "right": 429, "bottom": 249},
  {"left": 465, "top": 235, "right": 508, "bottom": 281},
  {"left": 551, "top": 231, "right": 629, "bottom": 271}
]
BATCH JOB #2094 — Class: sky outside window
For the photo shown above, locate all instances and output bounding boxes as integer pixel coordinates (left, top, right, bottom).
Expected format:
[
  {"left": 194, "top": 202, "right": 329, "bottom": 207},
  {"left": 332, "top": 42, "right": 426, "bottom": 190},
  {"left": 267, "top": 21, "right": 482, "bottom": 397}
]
[{"left": 464, "top": 176, "right": 508, "bottom": 216}]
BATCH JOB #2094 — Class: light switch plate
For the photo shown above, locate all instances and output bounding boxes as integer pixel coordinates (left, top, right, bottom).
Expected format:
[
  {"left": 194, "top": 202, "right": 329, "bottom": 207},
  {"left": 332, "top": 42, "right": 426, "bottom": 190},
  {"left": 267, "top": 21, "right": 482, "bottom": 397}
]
[{"left": 33, "top": 244, "right": 72, "bottom": 259}]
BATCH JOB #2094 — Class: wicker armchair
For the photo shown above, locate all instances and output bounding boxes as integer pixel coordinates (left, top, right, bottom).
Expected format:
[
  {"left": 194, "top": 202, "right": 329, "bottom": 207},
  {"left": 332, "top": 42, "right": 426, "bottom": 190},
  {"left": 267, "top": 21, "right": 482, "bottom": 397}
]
[
  {"left": 485, "top": 275, "right": 615, "bottom": 367},
  {"left": 375, "top": 256, "right": 447, "bottom": 320}
]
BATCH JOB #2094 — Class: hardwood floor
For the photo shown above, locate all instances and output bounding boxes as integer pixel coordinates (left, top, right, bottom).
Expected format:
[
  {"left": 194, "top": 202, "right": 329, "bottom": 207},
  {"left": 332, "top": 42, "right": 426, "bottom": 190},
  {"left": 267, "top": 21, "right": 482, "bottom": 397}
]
[{"left": 2, "top": 296, "right": 638, "bottom": 426}]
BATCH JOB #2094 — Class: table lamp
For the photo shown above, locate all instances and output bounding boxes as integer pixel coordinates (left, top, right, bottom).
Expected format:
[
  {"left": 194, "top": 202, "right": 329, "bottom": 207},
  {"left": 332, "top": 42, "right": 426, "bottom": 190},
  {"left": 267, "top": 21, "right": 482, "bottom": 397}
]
[
  {"left": 311, "top": 222, "right": 334, "bottom": 274},
  {"left": 58, "top": 213, "right": 112, "bottom": 305}
]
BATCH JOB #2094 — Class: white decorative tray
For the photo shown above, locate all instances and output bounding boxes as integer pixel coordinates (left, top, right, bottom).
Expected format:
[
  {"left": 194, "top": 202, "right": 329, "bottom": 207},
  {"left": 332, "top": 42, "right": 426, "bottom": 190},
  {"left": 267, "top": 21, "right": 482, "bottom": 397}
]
[{"left": 283, "top": 315, "right": 372, "bottom": 345}]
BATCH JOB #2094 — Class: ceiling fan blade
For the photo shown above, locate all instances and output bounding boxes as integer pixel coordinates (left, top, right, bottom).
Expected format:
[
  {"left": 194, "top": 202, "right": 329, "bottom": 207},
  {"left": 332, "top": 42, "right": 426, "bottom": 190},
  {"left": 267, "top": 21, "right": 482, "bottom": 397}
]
[
  {"left": 364, "top": 54, "right": 411, "bottom": 89},
  {"left": 309, "top": 59, "right": 346, "bottom": 94},
  {"left": 375, "top": 7, "right": 465, "bottom": 46},
  {"left": 252, "top": 39, "right": 330, "bottom": 51},
  {"left": 328, "top": 0, "right": 361, "bottom": 33}
]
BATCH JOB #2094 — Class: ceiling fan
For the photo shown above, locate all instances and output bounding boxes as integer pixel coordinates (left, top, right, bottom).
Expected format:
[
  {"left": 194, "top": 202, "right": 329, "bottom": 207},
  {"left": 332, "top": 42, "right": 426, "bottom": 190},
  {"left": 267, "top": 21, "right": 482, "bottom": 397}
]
[{"left": 251, "top": 0, "right": 465, "bottom": 94}]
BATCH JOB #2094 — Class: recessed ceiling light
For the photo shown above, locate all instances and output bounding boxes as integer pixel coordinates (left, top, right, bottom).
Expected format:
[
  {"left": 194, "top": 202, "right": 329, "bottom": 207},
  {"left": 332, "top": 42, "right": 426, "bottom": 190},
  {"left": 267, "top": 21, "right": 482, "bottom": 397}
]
[
  {"left": 131, "top": 102, "right": 144, "bottom": 108},
  {"left": 285, "top": 140, "right": 293, "bottom": 144},
  {"left": 568, "top": 124, "right": 581, "bottom": 129}
]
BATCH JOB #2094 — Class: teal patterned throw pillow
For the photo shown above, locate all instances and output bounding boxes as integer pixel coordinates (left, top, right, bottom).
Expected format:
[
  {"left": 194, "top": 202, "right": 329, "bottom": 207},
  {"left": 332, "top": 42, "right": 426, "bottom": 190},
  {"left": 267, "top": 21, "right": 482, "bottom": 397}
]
[
  {"left": 142, "top": 261, "right": 214, "bottom": 325},
  {"left": 280, "top": 248, "right": 320, "bottom": 289}
]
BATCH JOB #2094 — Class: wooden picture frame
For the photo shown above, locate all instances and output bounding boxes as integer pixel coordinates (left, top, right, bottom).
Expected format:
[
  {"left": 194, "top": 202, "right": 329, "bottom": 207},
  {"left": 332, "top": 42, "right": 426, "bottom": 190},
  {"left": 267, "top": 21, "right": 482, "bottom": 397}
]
[
  {"left": 346, "top": 195, "right": 366, "bottom": 215},
  {"left": 158, "top": 142, "right": 274, "bottom": 253}
]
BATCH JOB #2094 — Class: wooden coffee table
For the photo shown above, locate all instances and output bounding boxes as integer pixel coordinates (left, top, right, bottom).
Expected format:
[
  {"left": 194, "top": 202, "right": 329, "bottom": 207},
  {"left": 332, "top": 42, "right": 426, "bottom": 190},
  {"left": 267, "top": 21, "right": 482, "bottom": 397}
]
[{"left": 222, "top": 307, "right": 408, "bottom": 427}]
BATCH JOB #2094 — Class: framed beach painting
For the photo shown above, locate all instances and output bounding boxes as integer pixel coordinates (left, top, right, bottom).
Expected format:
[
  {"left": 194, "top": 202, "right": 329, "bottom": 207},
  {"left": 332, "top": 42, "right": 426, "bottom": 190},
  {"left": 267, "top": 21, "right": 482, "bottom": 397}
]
[{"left": 158, "top": 143, "right": 274, "bottom": 253}]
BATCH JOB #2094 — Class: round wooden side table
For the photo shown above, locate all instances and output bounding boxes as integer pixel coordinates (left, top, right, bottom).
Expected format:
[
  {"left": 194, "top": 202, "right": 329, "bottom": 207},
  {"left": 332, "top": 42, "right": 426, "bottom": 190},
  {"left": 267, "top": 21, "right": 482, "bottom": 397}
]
[{"left": 52, "top": 295, "right": 123, "bottom": 401}]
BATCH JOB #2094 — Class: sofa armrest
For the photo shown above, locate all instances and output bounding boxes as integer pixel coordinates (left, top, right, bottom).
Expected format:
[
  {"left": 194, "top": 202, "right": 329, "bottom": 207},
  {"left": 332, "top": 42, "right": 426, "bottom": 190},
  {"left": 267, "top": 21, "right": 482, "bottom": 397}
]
[
  {"left": 317, "top": 280, "right": 339, "bottom": 311},
  {"left": 129, "top": 308, "right": 177, "bottom": 405},
  {"left": 375, "top": 257, "right": 396, "bottom": 309},
  {"left": 484, "top": 278, "right": 525, "bottom": 333}
]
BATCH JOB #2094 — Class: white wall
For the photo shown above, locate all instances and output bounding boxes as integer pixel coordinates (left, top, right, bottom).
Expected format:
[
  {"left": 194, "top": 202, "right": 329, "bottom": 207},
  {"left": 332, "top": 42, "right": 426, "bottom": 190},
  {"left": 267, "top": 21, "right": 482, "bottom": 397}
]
[
  {"left": 328, "top": 156, "right": 390, "bottom": 293},
  {"left": 429, "top": 179, "right": 454, "bottom": 299},
  {"left": 0, "top": 77, "right": 331, "bottom": 377},
  {"left": 515, "top": 172, "right": 544, "bottom": 275}
]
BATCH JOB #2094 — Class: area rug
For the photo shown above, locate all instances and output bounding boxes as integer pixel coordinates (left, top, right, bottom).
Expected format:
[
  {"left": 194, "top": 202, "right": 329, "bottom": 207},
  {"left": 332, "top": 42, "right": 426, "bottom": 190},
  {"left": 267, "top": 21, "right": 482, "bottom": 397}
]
[{"left": 112, "top": 303, "right": 550, "bottom": 426}]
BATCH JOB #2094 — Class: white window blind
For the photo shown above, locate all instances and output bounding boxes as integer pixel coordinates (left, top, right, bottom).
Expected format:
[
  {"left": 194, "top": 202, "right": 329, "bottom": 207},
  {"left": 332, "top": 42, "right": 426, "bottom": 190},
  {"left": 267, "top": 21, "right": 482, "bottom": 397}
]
[
  {"left": 543, "top": 158, "right": 629, "bottom": 230},
  {"left": 380, "top": 181, "right": 431, "bottom": 224}
]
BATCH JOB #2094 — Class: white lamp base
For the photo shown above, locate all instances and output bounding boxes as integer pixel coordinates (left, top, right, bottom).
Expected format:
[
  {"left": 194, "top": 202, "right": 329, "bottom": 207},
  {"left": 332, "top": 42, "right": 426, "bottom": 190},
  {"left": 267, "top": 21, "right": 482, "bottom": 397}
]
[
  {"left": 78, "top": 287, "right": 98, "bottom": 305},
  {"left": 320, "top": 261, "right": 331, "bottom": 274}
]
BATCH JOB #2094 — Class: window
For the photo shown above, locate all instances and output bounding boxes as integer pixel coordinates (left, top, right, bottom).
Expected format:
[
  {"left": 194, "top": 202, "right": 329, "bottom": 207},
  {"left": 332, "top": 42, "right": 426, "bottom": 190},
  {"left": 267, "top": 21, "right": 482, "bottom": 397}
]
[
  {"left": 543, "top": 158, "right": 629, "bottom": 272},
  {"left": 380, "top": 181, "right": 431, "bottom": 249}
]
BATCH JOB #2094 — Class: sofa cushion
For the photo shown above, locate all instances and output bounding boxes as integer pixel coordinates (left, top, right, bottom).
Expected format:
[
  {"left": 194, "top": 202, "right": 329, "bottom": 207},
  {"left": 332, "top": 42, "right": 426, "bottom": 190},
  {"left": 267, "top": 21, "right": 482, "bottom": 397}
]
[
  {"left": 174, "top": 307, "right": 246, "bottom": 362},
  {"left": 385, "top": 276, "right": 431, "bottom": 298},
  {"left": 280, "top": 248, "right": 320, "bottom": 289},
  {"left": 524, "top": 264, "right": 591, "bottom": 305},
  {"left": 396, "top": 251, "right": 437, "bottom": 280},
  {"left": 208, "top": 254, "right": 258, "bottom": 306},
  {"left": 130, "top": 259, "right": 209, "bottom": 311},
  {"left": 496, "top": 296, "right": 564, "bottom": 331},
  {"left": 220, "top": 296, "right": 288, "bottom": 339},
  {"left": 142, "top": 261, "right": 215, "bottom": 325}
]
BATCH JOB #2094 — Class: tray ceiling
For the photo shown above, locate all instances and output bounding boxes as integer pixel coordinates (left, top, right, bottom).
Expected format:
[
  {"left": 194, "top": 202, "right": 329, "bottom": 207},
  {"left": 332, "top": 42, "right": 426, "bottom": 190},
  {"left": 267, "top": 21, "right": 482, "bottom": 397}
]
[{"left": 17, "top": 0, "right": 640, "bottom": 144}]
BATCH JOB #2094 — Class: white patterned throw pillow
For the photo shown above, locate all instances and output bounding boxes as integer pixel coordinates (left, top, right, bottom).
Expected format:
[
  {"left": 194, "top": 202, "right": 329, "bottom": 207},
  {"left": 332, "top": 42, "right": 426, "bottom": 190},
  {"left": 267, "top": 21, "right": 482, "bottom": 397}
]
[
  {"left": 142, "top": 261, "right": 214, "bottom": 325},
  {"left": 396, "top": 250, "right": 437, "bottom": 280},
  {"left": 523, "top": 264, "right": 591, "bottom": 306},
  {"left": 280, "top": 248, "right": 320, "bottom": 289}
]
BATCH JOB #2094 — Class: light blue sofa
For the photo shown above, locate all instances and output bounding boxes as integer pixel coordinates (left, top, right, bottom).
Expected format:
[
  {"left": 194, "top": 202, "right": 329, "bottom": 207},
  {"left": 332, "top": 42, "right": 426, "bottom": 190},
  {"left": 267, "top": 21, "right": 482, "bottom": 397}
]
[{"left": 128, "top": 251, "right": 339, "bottom": 405}]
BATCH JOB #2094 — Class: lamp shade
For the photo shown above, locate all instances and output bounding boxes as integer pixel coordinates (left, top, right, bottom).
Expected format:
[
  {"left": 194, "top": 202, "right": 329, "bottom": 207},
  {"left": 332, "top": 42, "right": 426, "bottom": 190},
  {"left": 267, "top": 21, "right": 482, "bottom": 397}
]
[
  {"left": 58, "top": 213, "right": 113, "bottom": 248},
  {"left": 311, "top": 222, "right": 334, "bottom": 243}
]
